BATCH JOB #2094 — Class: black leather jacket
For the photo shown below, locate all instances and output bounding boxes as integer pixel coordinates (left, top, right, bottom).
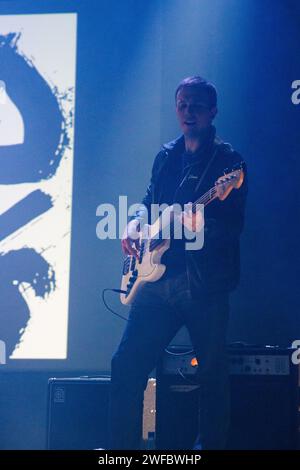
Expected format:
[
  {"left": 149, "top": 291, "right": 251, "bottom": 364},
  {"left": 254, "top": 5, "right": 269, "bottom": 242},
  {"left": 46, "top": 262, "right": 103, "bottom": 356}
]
[{"left": 133, "top": 126, "right": 248, "bottom": 295}]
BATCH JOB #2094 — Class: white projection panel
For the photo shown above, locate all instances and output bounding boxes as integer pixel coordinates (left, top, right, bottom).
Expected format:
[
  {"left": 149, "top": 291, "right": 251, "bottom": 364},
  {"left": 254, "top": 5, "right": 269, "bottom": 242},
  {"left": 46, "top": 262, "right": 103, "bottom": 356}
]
[{"left": 0, "top": 13, "right": 77, "bottom": 359}]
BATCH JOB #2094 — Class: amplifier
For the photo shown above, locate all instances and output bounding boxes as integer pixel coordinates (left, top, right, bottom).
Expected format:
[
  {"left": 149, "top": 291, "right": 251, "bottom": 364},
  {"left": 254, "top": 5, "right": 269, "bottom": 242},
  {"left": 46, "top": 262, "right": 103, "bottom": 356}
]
[
  {"left": 161, "top": 345, "right": 293, "bottom": 376},
  {"left": 47, "top": 376, "right": 156, "bottom": 450},
  {"left": 47, "top": 376, "right": 110, "bottom": 450},
  {"left": 156, "top": 346, "right": 299, "bottom": 450}
]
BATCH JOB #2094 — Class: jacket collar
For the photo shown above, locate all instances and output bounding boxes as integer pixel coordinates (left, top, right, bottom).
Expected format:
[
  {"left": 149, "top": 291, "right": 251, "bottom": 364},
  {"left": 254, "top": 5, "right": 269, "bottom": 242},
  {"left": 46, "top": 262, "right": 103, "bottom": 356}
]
[{"left": 162, "top": 125, "right": 217, "bottom": 156}]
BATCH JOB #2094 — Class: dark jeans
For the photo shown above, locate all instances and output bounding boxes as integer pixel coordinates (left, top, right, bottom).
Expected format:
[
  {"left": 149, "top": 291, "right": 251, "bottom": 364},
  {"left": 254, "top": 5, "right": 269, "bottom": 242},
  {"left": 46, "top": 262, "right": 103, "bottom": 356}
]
[{"left": 109, "top": 270, "right": 230, "bottom": 450}]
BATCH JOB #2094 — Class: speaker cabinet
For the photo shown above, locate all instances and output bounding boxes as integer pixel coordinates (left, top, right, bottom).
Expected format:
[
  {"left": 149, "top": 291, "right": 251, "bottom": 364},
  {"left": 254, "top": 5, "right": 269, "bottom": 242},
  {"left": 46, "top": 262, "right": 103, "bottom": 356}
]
[{"left": 47, "top": 376, "right": 110, "bottom": 450}]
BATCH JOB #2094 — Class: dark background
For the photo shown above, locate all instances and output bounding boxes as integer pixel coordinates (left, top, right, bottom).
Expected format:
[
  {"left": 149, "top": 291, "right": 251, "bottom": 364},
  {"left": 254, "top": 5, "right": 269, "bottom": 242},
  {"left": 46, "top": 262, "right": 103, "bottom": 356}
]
[{"left": 0, "top": 0, "right": 299, "bottom": 449}]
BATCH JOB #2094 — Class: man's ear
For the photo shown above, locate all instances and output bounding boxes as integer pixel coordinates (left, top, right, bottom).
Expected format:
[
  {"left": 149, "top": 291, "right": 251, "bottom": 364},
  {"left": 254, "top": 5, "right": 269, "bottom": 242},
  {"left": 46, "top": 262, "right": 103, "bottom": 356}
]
[{"left": 210, "top": 106, "right": 218, "bottom": 120}]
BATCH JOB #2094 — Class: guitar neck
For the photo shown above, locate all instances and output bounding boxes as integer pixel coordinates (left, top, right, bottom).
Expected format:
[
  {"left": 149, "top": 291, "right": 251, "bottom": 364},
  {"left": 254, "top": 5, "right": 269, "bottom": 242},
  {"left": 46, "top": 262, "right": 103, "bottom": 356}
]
[
  {"left": 148, "top": 184, "right": 217, "bottom": 252},
  {"left": 192, "top": 185, "right": 217, "bottom": 211}
]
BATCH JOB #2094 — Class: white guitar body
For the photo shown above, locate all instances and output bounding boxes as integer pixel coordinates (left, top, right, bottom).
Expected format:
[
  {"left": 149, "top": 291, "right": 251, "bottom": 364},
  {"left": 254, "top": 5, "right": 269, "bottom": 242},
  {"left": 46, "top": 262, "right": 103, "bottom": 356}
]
[
  {"left": 120, "top": 166, "right": 244, "bottom": 305},
  {"left": 120, "top": 206, "right": 174, "bottom": 305}
]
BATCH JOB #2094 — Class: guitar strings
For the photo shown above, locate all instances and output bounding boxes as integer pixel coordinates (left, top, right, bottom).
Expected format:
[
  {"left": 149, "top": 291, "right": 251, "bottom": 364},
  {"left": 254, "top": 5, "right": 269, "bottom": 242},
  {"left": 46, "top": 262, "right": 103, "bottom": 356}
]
[
  {"left": 148, "top": 186, "right": 218, "bottom": 251},
  {"left": 125, "top": 171, "right": 240, "bottom": 260}
]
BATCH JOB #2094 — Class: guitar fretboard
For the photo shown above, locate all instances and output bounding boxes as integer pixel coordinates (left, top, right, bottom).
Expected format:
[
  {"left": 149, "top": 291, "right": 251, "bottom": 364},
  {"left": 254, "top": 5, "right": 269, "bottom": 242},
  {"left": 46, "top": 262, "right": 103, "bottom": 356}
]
[{"left": 149, "top": 184, "right": 217, "bottom": 252}]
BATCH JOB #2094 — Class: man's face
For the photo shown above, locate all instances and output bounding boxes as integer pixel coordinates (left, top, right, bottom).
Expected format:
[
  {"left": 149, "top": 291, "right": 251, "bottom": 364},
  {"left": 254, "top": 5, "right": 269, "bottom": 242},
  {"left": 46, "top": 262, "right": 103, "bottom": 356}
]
[{"left": 176, "top": 87, "right": 217, "bottom": 137}]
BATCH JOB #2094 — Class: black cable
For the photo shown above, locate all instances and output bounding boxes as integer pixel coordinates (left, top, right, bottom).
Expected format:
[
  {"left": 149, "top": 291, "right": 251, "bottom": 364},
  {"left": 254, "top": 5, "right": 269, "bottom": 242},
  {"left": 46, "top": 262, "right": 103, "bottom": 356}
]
[{"left": 102, "top": 288, "right": 128, "bottom": 322}]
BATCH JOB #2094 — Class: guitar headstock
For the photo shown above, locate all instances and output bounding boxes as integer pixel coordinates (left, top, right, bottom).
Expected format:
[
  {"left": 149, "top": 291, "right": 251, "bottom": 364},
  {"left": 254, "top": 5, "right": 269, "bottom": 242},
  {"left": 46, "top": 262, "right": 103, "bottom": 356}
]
[{"left": 215, "top": 162, "right": 245, "bottom": 201}]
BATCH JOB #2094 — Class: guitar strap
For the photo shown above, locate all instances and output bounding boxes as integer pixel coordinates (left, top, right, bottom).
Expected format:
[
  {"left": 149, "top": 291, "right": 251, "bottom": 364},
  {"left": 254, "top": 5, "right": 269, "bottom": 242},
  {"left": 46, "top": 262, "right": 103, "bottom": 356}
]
[
  {"left": 171, "top": 141, "right": 220, "bottom": 207},
  {"left": 193, "top": 142, "right": 220, "bottom": 194}
]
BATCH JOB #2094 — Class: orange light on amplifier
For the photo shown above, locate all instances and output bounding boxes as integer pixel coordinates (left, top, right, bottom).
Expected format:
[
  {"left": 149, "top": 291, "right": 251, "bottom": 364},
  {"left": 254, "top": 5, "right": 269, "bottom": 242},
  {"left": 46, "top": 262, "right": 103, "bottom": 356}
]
[{"left": 191, "top": 357, "right": 198, "bottom": 367}]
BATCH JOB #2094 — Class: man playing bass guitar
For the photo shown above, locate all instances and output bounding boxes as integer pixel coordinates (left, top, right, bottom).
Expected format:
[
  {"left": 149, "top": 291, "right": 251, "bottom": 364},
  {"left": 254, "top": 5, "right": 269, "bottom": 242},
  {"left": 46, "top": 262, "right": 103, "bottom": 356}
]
[{"left": 109, "top": 76, "right": 247, "bottom": 450}]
